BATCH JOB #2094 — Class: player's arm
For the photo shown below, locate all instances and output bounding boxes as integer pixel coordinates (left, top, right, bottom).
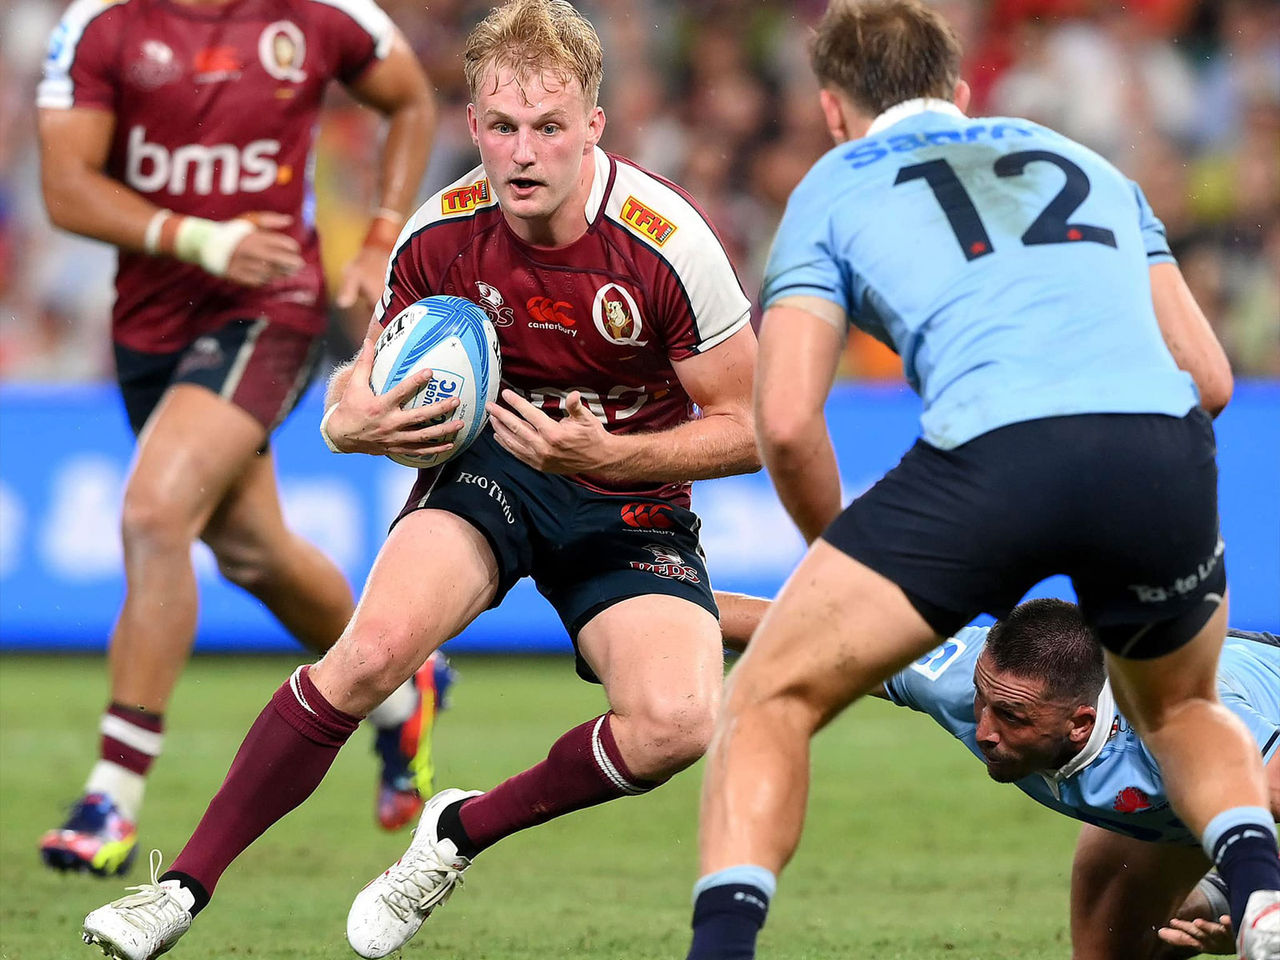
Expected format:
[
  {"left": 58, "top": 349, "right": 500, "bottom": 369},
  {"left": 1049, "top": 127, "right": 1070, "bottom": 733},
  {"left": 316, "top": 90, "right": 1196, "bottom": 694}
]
[
  {"left": 334, "top": 32, "right": 436, "bottom": 319},
  {"left": 37, "top": 108, "right": 303, "bottom": 286},
  {"left": 754, "top": 297, "right": 846, "bottom": 543},
  {"left": 1149, "top": 263, "right": 1233, "bottom": 417},
  {"left": 715, "top": 591, "right": 771, "bottom": 653},
  {"left": 487, "top": 324, "right": 762, "bottom": 482}
]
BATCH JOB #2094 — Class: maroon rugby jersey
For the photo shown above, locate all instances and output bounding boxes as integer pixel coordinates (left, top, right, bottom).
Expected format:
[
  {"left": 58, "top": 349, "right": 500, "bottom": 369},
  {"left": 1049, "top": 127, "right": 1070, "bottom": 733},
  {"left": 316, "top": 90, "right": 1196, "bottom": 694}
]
[
  {"left": 38, "top": 0, "right": 394, "bottom": 352},
  {"left": 375, "top": 149, "right": 752, "bottom": 504}
]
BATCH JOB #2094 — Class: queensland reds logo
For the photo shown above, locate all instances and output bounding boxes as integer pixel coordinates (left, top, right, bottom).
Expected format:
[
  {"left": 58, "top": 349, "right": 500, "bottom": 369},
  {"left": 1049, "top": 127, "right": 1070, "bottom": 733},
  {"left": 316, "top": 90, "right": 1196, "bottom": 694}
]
[
  {"left": 592, "top": 283, "right": 648, "bottom": 347},
  {"left": 129, "top": 40, "right": 182, "bottom": 90},
  {"left": 474, "top": 281, "right": 515, "bottom": 327},
  {"left": 621, "top": 502, "right": 674, "bottom": 531},
  {"left": 629, "top": 544, "right": 701, "bottom": 583},
  {"left": 259, "top": 21, "right": 307, "bottom": 82}
]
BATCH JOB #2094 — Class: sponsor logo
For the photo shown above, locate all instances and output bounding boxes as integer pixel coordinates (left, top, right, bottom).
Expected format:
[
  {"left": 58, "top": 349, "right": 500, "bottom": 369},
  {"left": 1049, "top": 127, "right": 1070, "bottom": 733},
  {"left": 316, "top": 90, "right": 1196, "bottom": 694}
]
[
  {"left": 129, "top": 39, "right": 181, "bottom": 90},
  {"left": 621, "top": 502, "right": 674, "bottom": 531},
  {"left": 909, "top": 637, "right": 967, "bottom": 680},
  {"left": 124, "top": 126, "right": 284, "bottom": 196},
  {"left": 620, "top": 196, "right": 677, "bottom": 246},
  {"left": 526, "top": 296, "right": 575, "bottom": 336},
  {"left": 1113, "top": 787, "right": 1152, "bottom": 814},
  {"left": 629, "top": 543, "right": 701, "bottom": 583},
  {"left": 442, "top": 180, "right": 492, "bottom": 215},
  {"left": 173, "top": 336, "right": 225, "bottom": 378},
  {"left": 475, "top": 281, "right": 515, "bottom": 327},
  {"left": 455, "top": 472, "right": 515, "bottom": 525},
  {"left": 259, "top": 21, "right": 306, "bottom": 82},
  {"left": 193, "top": 46, "right": 241, "bottom": 83},
  {"left": 1128, "top": 538, "right": 1224, "bottom": 604},
  {"left": 419, "top": 370, "right": 463, "bottom": 417},
  {"left": 592, "top": 283, "right": 647, "bottom": 347},
  {"left": 505, "top": 384, "right": 651, "bottom": 424}
]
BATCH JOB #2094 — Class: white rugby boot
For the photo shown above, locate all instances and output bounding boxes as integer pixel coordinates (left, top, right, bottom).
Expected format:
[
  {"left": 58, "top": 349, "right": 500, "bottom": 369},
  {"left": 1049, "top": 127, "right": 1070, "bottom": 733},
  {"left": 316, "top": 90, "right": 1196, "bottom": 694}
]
[
  {"left": 82, "top": 851, "right": 193, "bottom": 960},
  {"left": 1240, "top": 890, "right": 1280, "bottom": 960},
  {"left": 347, "top": 787, "right": 482, "bottom": 958}
]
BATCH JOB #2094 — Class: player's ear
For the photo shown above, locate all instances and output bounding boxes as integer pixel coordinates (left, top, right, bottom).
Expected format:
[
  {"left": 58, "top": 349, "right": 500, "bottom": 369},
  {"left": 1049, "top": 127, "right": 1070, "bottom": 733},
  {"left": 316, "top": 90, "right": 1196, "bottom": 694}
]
[
  {"left": 585, "top": 105, "right": 605, "bottom": 149},
  {"left": 819, "top": 88, "right": 851, "bottom": 144},
  {"left": 1067, "top": 704, "right": 1096, "bottom": 745},
  {"left": 953, "top": 80, "right": 971, "bottom": 114},
  {"left": 467, "top": 102, "right": 480, "bottom": 147}
]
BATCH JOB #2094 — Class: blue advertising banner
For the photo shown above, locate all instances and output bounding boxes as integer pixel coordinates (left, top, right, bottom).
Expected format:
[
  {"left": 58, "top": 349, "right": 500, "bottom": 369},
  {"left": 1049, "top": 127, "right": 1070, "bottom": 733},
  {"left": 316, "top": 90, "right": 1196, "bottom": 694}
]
[{"left": 1, "top": 382, "right": 1276, "bottom": 652}]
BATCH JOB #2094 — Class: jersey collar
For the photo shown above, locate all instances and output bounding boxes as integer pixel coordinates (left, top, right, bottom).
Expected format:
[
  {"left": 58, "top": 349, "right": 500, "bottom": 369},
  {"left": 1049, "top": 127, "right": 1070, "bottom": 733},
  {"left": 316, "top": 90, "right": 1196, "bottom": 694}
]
[
  {"left": 866, "top": 98, "right": 965, "bottom": 137},
  {"left": 583, "top": 146, "right": 611, "bottom": 225},
  {"left": 1038, "top": 679, "right": 1118, "bottom": 796}
]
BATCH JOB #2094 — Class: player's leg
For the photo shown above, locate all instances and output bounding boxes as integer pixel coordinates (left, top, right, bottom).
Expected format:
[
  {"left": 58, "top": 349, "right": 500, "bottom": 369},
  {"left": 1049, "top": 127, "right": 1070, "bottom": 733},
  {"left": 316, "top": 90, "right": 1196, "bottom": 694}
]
[
  {"left": 688, "top": 542, "right": 940, "bottom": 960},
  {"left": 80, "top": 508, "right": 497, "bottom": 960},
  {"left": 1068, "top": 823, "right": 1210, "bottom": 960},
  {"left": 41, "top": 381, "right": 273, "bottom": 877}
]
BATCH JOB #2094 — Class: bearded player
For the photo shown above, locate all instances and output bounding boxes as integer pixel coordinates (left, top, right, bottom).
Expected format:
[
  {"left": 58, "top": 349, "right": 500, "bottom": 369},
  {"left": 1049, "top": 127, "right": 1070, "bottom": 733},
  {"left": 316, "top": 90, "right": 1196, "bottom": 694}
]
[{"left": 36, "top": 0, "right": 446, "bottom": 876}]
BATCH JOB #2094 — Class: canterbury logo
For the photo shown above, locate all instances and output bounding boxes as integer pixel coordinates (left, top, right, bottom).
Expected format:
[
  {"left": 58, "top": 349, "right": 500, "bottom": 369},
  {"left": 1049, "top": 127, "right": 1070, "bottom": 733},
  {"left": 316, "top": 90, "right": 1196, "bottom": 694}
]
[
  {"left": 621, "top": 502, "right": 674, "bottom": 530},
  {"left": 526, "top": 297, "right": 574, "bottom": 327}
]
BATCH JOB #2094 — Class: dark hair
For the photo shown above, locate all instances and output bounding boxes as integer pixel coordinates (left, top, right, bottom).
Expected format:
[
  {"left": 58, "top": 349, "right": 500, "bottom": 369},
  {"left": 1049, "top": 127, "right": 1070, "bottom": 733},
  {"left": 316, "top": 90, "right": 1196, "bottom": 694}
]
[
  {"left": 809, "top": 0, "right": 962, "bottom": 117},
  {"left": 985, "top": 599, "right": 1105, "bottom": 704}
]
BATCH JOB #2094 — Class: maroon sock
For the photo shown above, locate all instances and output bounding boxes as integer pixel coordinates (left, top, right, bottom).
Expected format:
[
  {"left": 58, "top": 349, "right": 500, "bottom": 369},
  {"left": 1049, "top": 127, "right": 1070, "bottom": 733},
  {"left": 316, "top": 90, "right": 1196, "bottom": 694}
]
[
  {"left": 455, "top": 712, "right": 661, "bottom": 854},
  {"left": 102, "top": 703, "right": 164, "bottom": 775},
  {"left": 165, "top": 666, "right": 359, "bottom": 899}
]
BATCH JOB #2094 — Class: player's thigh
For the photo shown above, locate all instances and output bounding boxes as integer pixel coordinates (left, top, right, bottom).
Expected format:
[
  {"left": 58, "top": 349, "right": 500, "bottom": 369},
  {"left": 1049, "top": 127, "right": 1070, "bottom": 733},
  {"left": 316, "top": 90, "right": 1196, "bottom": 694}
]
[
  {"left": 576, "top": 594, "right": 724, "bottom": 722},
  {"left": 728, "top": 540, "right": 940, "bottom": 732},
  {"left": 311, "top": 508, "right": 500, "bottom": 713},
  {"left": 1069, "top": 823, "right": 1208, "bottom": 960}
]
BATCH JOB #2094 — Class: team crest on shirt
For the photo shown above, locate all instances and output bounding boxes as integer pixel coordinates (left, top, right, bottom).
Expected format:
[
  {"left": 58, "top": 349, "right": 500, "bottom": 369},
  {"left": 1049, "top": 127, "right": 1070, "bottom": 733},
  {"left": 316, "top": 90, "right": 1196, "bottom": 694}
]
[
  {"left": 129, "top": 40, "right": 181, "bottom": 90},
  {"left": 1113, "top": 787, "right": 1152, "bottom": 813},
  {"left": 259, "top": 21, "right": 306, "bottom": 82},
  {"left": 592, "top": 283, "right": 648, "bottom": 347},
  {"left": 620, "top": 196, "right": 677, "bottom": 247},
  {"left": 474, "top": 281, "right": 515, "bottom": 327}
]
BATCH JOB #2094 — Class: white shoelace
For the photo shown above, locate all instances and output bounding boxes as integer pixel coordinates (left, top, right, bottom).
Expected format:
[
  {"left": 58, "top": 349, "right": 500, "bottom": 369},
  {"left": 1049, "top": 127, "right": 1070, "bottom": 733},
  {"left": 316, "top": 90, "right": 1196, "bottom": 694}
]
[
  {"left": 110, "top": 851, "right": 188, "bottom": 935},
  {"left": 377, "top": 843, "right": 468, "bottom": 922}
]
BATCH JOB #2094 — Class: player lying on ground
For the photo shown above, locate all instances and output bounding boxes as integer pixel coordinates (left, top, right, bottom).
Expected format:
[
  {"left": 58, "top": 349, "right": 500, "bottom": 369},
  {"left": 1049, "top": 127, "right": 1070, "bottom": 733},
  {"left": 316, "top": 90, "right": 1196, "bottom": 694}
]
[
  {"left": 78, "top": 1, "right": 763, "bottom": 958},
  {"left": 686, "top": 3, "right": 1278, "bottom": 960},
  {"left": 35, "top": 0, "right": 445, "bottom": 873},
  {"left": 878, "top": 598, "right": 1279, "bottom": 960}
]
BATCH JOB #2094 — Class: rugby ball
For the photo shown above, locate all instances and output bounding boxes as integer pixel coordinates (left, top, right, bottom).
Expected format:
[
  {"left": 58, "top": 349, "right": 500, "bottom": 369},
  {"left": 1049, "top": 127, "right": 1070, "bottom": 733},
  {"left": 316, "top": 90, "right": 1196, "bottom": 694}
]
[{"left": 370, "top": 296, "right": 501, "bottom": 469}]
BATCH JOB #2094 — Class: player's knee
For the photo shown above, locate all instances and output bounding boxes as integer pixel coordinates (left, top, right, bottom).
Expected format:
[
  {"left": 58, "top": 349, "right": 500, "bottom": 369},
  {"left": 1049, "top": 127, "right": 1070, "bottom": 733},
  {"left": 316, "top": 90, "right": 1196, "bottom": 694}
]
[
  {"left": 207, "top": 536, "right": 275, "bottom": 593},
  {"left": 623, "top": 695, "right": 717, "bottom": 776},
  {"left": 120, "top": 486, "right": 193, "bottom": 554},
  {"left": 330, "top": 622, "right": 422, "bottom": 709}
]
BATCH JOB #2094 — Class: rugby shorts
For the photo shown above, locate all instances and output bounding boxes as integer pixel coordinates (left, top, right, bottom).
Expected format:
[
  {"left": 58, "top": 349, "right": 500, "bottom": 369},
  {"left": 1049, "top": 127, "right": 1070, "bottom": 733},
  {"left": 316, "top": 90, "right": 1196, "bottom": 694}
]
[
  {"left": 823, "top": 409, "right": 1225, "bottom": 659},
  {"left": 395, "top": 429, "right": 718, "bottom": 682},
  {"left": 113, "top": 317, "right": 324, "bottom": 435}
]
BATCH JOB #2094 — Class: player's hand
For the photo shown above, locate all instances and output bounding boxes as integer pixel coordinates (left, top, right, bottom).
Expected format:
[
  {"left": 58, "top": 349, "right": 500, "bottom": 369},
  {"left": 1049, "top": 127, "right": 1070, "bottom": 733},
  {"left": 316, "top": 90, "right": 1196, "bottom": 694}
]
[
  {"left": 1156, "top": 914, "right": 1233, "bottom": 955},
  {"left": 335, "top": 243, "right": 393, "bottom": 314},
  {"left": 325, "top": 337, "right": 465, "bottom": 459},
  {"left": 224, "top": 212, "right": 304, "bottom": 287},
  {"left": 488, "top": 389, "right": 616, "bottom": 475}
]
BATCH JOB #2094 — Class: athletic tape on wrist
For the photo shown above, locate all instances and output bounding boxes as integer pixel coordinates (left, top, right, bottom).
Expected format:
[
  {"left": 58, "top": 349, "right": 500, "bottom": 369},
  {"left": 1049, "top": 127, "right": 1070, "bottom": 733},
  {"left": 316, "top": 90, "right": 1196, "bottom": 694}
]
[
  {"left": 143, "top": 210, "right": 172, "bottom": 255},
  {"left": 319, "top": 404, "right": 346, "bottom": 454},
  {"left": 173, "top": 216, "right": 256, "bottom": 277}
]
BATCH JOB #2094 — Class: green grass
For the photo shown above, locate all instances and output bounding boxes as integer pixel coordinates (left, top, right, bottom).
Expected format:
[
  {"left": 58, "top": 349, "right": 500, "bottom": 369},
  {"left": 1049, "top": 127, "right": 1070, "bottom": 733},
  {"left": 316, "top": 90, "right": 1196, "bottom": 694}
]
[{"left": 1, "top": 654, "right": 1081, "bottom": 959}]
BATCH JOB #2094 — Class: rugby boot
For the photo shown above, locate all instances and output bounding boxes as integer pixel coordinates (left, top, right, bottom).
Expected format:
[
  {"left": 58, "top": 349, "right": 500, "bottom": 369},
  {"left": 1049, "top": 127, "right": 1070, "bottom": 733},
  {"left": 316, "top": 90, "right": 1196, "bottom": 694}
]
[
  {"left": 1240, "top": 889, "right": 1280, "bottom": 960},
  {"left": 82, "top": 851, "right": 192, "bottom": 960},
  {"left": 375, "top": 651, "right": 456, "bottom": 831},
  {"left": 41, "top": 793, "right": 138, "bottom": 877},
  {"left": 348, "top": 787, "right": 481, "bottom": 958}
]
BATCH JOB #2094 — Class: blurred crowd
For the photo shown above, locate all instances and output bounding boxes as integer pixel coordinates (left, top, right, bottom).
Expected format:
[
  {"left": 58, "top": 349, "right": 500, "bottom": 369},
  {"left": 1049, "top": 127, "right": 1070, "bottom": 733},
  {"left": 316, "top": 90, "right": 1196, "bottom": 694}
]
[{"left": 0, "top": 0, "right": 1276, "bottom": 381}]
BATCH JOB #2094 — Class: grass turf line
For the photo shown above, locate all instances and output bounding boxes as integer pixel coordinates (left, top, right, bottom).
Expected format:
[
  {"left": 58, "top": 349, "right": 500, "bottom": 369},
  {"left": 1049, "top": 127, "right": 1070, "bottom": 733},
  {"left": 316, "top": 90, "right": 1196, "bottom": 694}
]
[{"left": 1, "top": 654, "right": 1078, "bottom": 959}]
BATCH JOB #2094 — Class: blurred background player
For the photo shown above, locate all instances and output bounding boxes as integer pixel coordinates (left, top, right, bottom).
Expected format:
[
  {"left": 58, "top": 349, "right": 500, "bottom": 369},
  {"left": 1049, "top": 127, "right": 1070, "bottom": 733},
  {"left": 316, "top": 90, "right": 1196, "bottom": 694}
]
[
  {"left": 34, "top": 0, "right": 446, "bottom": 876},
  {"left": 76, "top": 1, "right": 762, "bottom": 957},
  {"left": 687, "top": 3, "right": 1279, "bottom": 960},
  {"left": 880, "top": 598, "right": 1279, "bottom": 960}
]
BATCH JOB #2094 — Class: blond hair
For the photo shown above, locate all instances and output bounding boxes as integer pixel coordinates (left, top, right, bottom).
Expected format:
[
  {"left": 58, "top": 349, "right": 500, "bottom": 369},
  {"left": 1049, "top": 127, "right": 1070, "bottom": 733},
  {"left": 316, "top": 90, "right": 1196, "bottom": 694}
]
[
  {"left": 464, "top": 0, "right": 604, "bottom": 107},
  {"left": 810, "top": 0, "right": 961, "bottom": 116}
]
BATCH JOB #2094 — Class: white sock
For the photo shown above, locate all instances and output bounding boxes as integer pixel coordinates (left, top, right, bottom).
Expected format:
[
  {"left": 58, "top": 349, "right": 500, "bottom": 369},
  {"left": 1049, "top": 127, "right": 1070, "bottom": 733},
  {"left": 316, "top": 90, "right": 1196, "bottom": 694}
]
[
  {"left": 365, "top": 678, "right": 419, "bottom": 730},
  {"left": 85, "top": 760, "right": 145, "bottom": 822}
]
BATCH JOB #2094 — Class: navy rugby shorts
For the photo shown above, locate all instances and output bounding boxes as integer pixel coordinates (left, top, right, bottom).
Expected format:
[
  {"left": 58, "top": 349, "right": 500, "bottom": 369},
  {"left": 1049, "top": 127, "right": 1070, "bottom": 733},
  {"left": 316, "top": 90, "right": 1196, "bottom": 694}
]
[
  {"left": 114, "top": 317, "right": 323, "bottom": 435},
  {"left": 823, "top": 409, "right": 1225, "bottom": 659},
  {"left": 395, "top": 428, "right": 718, "bottom": 682}
]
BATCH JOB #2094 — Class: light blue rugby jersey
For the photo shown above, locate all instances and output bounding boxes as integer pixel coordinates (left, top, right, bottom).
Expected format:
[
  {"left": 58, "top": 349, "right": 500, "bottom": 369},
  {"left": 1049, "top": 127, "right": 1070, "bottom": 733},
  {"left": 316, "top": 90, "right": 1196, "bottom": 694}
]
[
  {"left": 885, "top": 626, "right": 1280, "bottom": 845},
  {"left": 762, "top": 100, "right": 1199, "bottom": 449}
]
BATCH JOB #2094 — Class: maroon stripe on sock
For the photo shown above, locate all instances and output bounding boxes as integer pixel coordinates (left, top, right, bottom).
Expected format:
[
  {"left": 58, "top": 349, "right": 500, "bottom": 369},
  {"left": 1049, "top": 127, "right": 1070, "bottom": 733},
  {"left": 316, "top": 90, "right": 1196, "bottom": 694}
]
[
  {"left": 168, "top": 666, "right": 359, "bottom": 896},
  {"left": 458, "top": 713, "right": 661, "bottom": 852},
  {"left": 102, "top": 737, "right": 154, "bottom": 776},
  {"left": 108, "top": 703, "right": 164, "bottom": 733}
]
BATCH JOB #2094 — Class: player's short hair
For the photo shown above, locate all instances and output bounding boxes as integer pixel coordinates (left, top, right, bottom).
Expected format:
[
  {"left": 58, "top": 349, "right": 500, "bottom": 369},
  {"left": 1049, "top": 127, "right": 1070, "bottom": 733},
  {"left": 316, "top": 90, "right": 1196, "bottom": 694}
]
[
  {"left": 809, "top": 0, "right": 962, "bottom": 117},
  {"left": 985, "top": 599, "right": 1106, "bottom": 704},
  {"left": 464, "top": 0, "right": 604, "bottom": 108}
]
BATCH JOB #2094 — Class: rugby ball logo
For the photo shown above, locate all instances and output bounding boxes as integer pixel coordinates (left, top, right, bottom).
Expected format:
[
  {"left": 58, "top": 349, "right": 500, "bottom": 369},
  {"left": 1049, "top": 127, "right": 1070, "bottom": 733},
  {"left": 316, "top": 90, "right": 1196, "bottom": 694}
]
[{"left": 370, "top": 296, "right": 502, "bottom": 469}]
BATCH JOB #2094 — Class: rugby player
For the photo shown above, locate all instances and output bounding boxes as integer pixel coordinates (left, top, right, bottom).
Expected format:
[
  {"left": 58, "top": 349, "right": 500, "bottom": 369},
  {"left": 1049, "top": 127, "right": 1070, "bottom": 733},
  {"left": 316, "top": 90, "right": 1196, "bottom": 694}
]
[
  {"left": 686, "top": 3, "right": 1279, "bottom": 960},
  {"left": 79, "top": 1, "right": 761, "bottom": 957},
  {"left": 35, "top": 0, "right": 445, "bottom": 875}
]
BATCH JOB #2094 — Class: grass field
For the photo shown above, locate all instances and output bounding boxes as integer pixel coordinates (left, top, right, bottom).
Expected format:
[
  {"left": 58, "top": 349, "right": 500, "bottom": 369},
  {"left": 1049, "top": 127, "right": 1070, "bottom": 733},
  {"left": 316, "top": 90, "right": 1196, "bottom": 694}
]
[{"left": 1, "top": 653, "right": 1083, "bottom": 959}]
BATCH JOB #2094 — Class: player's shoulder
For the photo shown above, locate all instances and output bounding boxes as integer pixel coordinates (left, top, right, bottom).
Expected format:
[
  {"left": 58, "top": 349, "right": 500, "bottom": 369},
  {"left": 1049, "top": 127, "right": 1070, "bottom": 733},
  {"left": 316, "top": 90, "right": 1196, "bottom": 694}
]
[
  {"left": 49, "top": 0, "right": 130, "bottom": 43},
  {"left": 394, "top": 163, "right": 499, "bottom": 257},
  {"left": 290, "top": 0, "right": 392, "bottom": 39},
  {"left": 603, "top": 152, "right": 732, "bottom": 263}
]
